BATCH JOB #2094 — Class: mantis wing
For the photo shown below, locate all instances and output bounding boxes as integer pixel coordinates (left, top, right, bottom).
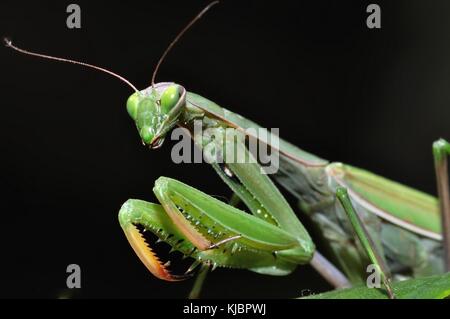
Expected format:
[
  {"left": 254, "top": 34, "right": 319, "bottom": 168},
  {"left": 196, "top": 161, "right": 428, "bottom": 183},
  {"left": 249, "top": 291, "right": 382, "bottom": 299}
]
[{"left": 327, "top": 163, "right": 441, "bottom": 240}]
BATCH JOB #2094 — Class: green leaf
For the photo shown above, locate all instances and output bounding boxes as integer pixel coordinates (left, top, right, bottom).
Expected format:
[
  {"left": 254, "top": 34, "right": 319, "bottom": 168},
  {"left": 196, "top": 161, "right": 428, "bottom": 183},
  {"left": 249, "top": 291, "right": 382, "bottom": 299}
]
[{"left": 302, "top": 273, "right": 450, "bottom": 299}]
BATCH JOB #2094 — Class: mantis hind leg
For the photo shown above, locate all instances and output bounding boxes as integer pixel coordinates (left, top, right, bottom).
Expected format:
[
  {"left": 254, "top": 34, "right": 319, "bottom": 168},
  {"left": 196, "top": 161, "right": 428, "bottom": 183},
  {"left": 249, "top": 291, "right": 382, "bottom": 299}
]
[
  {"left": 433, "top": 138, "right": 450, "bottom": 271},
  {"left": 336, "top": 187, "right": 396, "bottom": 299},
  {"left": 188, "top": 263, "right": 210, "bottom": 299}
]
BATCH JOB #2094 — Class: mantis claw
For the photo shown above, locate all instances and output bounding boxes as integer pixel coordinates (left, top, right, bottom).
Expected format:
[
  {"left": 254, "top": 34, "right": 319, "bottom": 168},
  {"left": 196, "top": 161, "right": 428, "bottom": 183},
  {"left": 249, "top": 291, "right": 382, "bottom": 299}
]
[
  {"left": 122, "top": 224, "right": 192, "bottom": 281},
  {"left": 185, "top": 260, "right": 202, "bottom": 275}
]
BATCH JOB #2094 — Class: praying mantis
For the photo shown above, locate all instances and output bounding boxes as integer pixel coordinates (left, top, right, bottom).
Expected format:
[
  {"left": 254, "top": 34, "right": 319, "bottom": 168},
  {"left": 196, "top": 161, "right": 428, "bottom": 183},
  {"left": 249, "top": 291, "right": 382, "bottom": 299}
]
[{"left": 5, "top": 2, "right": 449, "bottom": 299}]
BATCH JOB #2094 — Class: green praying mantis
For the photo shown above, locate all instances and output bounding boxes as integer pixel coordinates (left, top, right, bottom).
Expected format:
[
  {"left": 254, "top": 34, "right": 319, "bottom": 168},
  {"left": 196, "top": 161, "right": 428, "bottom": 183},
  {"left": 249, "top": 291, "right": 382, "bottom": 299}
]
[{"left": 5, "top": 2, "right": 450, "bottom": 299}]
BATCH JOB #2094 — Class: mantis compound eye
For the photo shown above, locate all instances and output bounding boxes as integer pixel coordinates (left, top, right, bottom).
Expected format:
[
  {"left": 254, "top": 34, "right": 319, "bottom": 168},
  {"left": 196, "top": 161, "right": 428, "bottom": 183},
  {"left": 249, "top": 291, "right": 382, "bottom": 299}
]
[
  {"left": 126, "top": 92, "right": 140, "bottom": 120},
  {"left": 160, "top": 85, "right": 181, "bottom": 114}
]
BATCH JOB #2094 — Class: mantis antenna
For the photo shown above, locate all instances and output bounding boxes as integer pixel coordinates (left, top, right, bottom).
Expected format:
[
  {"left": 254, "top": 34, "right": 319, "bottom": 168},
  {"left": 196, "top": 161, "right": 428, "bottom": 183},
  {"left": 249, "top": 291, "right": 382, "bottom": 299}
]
[
  {"left": 3, "top": 37, "right": 139, "bottom": 93},
  {"left": 151, "top": 1, "right": 220, "bottom": 87},
  {"left": 4, "top": 1, "right": 219, "bottom": 93}
]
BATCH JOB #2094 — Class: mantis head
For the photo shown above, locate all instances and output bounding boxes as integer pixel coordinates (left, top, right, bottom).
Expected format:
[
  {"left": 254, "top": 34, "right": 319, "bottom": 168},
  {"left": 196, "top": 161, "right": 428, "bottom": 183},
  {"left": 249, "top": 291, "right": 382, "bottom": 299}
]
[
  {"left": 123, "top": 0, "right": 219, "bottom": 149},
  {"left": 5, "top": 1, "right": 217, "bottom": 150},
  {"left": 126, "top": 83, "right": 186, "bottom": 148}
]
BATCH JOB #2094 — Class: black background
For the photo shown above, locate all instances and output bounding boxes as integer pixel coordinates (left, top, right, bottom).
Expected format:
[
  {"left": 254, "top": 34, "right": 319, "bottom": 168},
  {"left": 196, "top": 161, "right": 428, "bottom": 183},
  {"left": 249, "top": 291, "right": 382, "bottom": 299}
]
[{"left": 0, "top": 0, "right": 449, "bottom": 298}]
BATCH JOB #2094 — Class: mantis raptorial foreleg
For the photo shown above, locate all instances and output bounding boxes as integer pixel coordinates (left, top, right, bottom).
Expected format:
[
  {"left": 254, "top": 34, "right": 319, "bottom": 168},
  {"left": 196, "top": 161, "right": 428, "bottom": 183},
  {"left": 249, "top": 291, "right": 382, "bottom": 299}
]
[
  {"left": 187, "top": 192, "right": 245, "bottom": 299},
  {"left": 197, "top": 128, "right": 314, "bottom": 263},
  {"left": 119, "top": 177, "right": 307, "bottom": 282},
  {"left": 196, "top": 127, "right": 351, "bottom": 287},
  {"left": 118, "top": 200, "right": 192, "bottom": 281},
  {"left": 336, "top": 187, "right": 396, "bottom": 299},
  {"left": 433, "top": 138, "right": 450, "bottom": 271}
]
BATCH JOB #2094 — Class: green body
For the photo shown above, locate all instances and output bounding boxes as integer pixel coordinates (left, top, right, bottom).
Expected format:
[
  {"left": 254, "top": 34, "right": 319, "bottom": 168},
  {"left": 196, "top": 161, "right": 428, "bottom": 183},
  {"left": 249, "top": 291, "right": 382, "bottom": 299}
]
[
  {"left": 184, "top": 86, "right": 444, "bottom": 283},
  {"left": 119, "top": 82, "right": 443, "bottom": 286}
]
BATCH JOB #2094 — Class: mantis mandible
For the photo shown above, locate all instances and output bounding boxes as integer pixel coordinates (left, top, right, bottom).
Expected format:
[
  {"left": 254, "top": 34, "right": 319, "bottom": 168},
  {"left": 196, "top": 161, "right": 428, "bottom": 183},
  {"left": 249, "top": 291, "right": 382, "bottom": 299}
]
[{"left": 5, "top": 2, "right": 449, "bottom": 299}]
